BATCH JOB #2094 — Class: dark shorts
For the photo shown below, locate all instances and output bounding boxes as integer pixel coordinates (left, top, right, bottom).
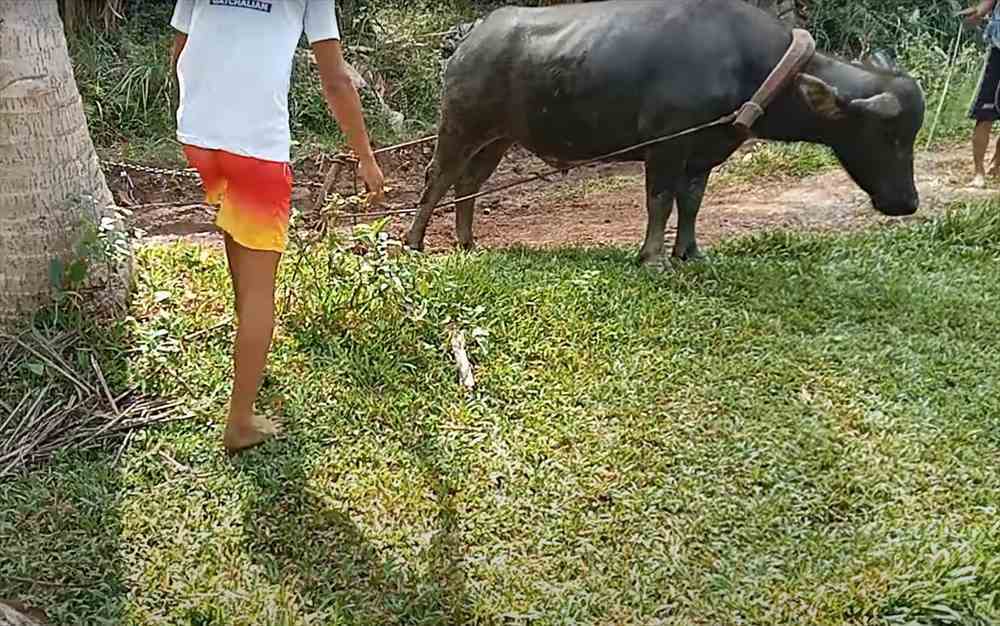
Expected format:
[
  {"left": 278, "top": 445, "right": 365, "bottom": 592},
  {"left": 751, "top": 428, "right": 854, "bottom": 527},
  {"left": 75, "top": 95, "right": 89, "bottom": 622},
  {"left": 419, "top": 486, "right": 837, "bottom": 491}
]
[{"left": 970, "top": 47, "right": 1000, "bottom": 122}]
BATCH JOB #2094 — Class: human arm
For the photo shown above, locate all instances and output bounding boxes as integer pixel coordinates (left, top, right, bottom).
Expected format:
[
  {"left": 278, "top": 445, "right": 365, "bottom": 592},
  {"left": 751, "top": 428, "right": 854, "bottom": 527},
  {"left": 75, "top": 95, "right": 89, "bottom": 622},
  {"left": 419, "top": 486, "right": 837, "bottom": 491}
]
[
  {"left": 305, "top": 0, "right": 384, "bottom": 200},
  {"left": 169, "top": 0, "right": 191, "bottom": 80},
  {"left": 312, "top": 39, "right": 385, "bottom": 201},
  {"left": 959, "top": 0, "right": 996, "bottom": 22},
  {"left": 171, "top": 33, "right": 187, "bottom": 79}
]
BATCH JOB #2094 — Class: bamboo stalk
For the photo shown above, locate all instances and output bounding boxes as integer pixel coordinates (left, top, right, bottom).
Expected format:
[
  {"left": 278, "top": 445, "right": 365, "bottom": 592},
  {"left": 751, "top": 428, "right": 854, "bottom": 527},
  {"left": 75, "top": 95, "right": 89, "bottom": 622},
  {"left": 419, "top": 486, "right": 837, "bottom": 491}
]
[{"left": 925, "top": 21, "right": 964, "bottom": 149}]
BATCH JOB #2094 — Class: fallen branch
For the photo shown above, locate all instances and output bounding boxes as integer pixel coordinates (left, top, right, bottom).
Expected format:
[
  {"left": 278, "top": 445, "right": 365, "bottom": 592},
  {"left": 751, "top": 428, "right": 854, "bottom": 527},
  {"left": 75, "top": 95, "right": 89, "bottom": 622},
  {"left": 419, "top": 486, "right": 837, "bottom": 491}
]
[
  {"left": 6, "top": 333, "right": 93, "bottom": 397},
  {"left": 449, "top": 327, "right": 476, "bottom": 391},
  {"left": 91, "top": 353, "right": 120, "bottom": 416},
  {"left": 0, "top": 331, "right": 185, "bottom": 478},
  {"left": 183, "top": 317, "right": 233, "bottom": 343},
  {"left": 158, "top": 449, "right": 192, "bottom": 474},
  {"left": 114, "top": 430, "right": 136, "bottom": 466}
]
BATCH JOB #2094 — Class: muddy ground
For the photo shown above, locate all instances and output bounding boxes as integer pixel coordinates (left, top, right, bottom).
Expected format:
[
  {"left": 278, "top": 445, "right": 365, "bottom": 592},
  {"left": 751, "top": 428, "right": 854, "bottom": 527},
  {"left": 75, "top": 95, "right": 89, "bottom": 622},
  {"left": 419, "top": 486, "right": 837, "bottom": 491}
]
[{"left": 109, "top": 140, "right": 991, "bottom": 253}]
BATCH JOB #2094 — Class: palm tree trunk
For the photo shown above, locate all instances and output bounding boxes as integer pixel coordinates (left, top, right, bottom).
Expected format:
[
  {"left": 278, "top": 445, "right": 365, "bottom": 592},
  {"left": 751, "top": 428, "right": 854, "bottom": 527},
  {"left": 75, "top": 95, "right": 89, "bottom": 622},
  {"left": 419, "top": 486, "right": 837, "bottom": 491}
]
[{"left": 0, "top": 0, "right": 130, "bottom": 329}]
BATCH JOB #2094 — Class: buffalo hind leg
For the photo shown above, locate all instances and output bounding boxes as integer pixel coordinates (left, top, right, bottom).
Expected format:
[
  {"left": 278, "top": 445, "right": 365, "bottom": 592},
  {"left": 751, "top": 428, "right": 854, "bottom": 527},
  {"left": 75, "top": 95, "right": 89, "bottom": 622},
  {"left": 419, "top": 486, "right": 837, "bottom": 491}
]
[
  {"left": 639, "top": 150, "right": 683, "bottom": 265},
  {"left": 673, "top": 170, "right": 710, "bottom": 261},
  {"left": 454, "top": 140, "right": 511, "bottom": 250},
  {"left": 405, "top": 131, "right": 480, "bottom": 252}
]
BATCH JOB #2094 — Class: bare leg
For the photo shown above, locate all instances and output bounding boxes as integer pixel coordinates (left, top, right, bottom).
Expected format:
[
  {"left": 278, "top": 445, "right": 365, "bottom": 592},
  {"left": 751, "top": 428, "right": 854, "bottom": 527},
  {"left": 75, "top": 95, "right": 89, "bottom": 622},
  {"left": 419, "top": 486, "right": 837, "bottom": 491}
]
[
  {"left": 673, "top": 170, "right": 710, "bottom": 261},
  {"left": 990, "top": 134, "right": 1000, "bottom": 178},
  {"left": 973, "top": 120, "right": 992, "bottom": 188},
  {"left": 454, "top": 140, "right": 510, "bottom": 250},
  {"left": 223, "top": 234, "right": 281, "bottom": 453}
]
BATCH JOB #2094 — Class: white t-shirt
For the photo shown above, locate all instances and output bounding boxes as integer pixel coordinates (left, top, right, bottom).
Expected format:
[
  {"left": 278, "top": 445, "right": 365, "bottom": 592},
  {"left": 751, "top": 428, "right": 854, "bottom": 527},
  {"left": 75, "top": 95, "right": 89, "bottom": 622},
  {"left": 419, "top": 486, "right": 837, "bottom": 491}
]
[{"left": 170, "top": 0, "right": 341, "bottom": 163}]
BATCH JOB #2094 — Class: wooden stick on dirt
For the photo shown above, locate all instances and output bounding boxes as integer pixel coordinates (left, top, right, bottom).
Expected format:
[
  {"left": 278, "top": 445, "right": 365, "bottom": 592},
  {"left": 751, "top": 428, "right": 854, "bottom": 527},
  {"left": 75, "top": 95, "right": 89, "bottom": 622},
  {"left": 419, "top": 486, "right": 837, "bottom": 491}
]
[
  {"left": 450, "top": 327, "right": 476, "bottom": 391},
  {"left": 311, "top": 160, "right": 348, "bottom": 214},
  {"left": 91, "top": 354, "right": 120, "bottom": 416}
]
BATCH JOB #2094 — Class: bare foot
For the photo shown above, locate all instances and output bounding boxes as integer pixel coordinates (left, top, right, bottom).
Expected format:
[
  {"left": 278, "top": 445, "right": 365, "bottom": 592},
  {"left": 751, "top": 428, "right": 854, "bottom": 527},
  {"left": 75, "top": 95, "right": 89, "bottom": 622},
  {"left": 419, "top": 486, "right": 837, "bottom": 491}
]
[
  {"left": 972, "top": 174, "right": 987, "bottom": 189},
  {"left": 223, "top": 415, "right": 280, "bottom": 454}
]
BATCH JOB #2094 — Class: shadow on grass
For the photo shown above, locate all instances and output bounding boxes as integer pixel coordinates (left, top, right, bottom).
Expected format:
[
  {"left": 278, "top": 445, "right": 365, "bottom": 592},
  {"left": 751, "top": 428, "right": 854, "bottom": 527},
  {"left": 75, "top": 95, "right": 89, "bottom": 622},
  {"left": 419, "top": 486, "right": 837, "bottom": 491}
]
[
  {"left": 0, "top": 455, "right": 128, "bottom": 625},
  {"left": 0, "top": 321, "right": 142, "bottom": 626},
  {"left": 238, "top": 430, "right": 471, "bottom": 624}
]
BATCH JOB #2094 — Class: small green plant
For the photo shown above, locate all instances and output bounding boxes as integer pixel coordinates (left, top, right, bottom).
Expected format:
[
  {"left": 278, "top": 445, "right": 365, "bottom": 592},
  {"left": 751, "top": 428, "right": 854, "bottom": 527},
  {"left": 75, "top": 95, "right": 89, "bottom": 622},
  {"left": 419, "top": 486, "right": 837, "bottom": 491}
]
[
  {"left": 281, "top": 214, "right": 431, "bottom": 339},
  {"left": 36, "top": 195, "right": 132, "bottom": 332},
  {"left": 928, "top": 200, "right": 1000, "bottom": 249},
  {"left": 48, "top": 196, "right": 132, "bottom": 310}
]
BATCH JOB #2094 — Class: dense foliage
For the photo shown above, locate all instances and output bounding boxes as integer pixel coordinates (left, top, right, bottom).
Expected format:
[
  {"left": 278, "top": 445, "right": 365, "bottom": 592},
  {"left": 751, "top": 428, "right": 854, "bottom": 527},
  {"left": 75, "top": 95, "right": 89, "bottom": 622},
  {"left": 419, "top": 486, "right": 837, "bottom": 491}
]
[{"left": 68, "top": 0, "right": 986, "bottom": 162}]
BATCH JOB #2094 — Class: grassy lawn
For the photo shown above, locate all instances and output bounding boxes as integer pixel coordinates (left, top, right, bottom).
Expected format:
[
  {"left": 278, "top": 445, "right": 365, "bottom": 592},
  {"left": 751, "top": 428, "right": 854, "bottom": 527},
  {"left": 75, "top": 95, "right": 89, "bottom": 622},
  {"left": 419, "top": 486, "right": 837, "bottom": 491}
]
[{"left": 2, "top": 204, "right": 1000, "bottom": 625}]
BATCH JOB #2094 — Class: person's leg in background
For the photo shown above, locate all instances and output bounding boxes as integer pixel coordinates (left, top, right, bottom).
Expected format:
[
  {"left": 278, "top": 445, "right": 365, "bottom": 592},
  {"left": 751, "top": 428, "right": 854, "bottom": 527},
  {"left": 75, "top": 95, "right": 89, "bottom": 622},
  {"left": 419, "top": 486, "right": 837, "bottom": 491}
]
[
  {"left": 970, "top": 47, "right": 1000, "bottom": 187},
  {"left": 973, "top": 120, "right": 993, "bottom": 188},
  {"left": 990, "top": 120, "right": 1000, "bottom": 178}
]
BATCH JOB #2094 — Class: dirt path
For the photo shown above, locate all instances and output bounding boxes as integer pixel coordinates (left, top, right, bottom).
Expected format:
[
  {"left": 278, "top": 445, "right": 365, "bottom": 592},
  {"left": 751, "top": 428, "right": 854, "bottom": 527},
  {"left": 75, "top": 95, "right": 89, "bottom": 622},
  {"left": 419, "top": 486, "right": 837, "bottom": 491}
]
[{"left": 117, "top": 141, "right": 990, "bottom": 252}]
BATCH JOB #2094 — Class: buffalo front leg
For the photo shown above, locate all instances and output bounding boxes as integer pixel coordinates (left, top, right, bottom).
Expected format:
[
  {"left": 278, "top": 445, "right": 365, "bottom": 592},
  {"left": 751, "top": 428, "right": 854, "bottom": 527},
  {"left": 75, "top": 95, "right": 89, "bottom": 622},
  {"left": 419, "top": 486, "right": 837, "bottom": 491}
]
[
  {"left": 639, "top": 152, "right": 682, "bottom": 265},
  {"left": 454, "top": 140, "right": 510, "bottom": 250},
  {"left": 673, "top": 170, "right": 710, "bottom": 261},
  {"left": 405, "top": 132, "right": 476, "bottom": 252}
]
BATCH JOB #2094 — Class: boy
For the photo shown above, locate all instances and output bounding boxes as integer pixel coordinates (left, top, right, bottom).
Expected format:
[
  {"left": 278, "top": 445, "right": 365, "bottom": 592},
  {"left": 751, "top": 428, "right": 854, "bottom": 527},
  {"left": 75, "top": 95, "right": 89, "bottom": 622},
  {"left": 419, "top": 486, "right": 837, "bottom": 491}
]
[
  {"left": 170, "top": 0, "right": 385, "bottom": 453},
  {"left": 963, "top": 0, "right": 1000, "bottom": 187}
]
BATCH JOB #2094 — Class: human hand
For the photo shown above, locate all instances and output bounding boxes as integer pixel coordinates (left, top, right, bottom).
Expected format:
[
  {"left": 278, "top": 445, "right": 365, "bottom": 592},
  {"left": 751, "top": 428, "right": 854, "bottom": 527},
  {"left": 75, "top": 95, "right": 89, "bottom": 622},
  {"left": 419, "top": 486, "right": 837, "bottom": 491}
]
[
  {"left": 358, "top": 156, "right": 385, "bottom": 204},
  {"left": 958, "top": 0, "right": 993, "bottom": 23}
]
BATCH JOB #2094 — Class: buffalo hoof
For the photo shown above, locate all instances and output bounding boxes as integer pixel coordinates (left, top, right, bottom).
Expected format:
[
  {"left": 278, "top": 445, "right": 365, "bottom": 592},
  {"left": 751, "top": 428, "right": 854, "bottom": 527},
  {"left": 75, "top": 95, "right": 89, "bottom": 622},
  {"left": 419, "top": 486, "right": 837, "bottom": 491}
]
[
  {"left": 637, "top": 252, "right": 674, "bottom": 272},
  {"left": 637, "top": 246, "right": 666, "bottom": 267},
  {"left": 671, "top": 244, "right": 705, "bottom": 263},
  {"left": 404, "top": 230, "right": 425, "bottom": 252}
]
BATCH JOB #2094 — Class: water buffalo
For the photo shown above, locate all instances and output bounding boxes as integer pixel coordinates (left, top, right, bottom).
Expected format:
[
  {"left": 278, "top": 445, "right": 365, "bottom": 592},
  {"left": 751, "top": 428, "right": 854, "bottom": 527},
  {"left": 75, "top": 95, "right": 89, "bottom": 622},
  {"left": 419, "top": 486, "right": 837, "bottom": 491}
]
[{"left": 404, "top": 0, "right": 925, "bottom": 263}]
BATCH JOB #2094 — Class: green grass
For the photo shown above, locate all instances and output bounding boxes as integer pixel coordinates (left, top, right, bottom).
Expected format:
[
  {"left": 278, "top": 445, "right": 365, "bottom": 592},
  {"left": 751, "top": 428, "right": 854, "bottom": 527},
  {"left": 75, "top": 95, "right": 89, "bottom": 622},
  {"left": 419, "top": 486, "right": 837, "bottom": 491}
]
[
  {"left": 3, "top": 202, "right": 1000, "bottom": 625},
  {"left": 544, "top": 174, "right": 644, "bottom": 202},
  {"left": 718, "top": 142, "right": 839, "bottom": 184}
]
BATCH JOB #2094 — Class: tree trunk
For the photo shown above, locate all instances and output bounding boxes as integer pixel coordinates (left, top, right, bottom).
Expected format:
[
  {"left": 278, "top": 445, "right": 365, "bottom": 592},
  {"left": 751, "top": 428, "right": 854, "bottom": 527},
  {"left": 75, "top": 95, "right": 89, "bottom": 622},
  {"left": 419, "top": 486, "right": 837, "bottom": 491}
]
[{"left": 0, "top": 0, "right": 130, "bottom": 329}]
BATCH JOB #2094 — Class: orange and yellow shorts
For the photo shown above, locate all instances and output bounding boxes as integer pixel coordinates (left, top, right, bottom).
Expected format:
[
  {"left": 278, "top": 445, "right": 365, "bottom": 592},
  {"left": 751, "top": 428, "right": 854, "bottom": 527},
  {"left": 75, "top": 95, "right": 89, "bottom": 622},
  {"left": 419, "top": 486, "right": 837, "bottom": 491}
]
[{"left": 183, "top": 145, "right": 293, "bottom": 253}]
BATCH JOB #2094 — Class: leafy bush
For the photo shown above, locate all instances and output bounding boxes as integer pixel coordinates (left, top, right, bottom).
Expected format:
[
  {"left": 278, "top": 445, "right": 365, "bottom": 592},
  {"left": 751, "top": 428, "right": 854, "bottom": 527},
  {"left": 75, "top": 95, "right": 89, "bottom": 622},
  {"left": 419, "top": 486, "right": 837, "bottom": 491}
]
[
  {"left": 808, "top": 0, "right": 963, "bottom": 54},
  {"left": 70, "top": 2, "right": 177, "bottom": 153},
  {"left": 281, "top": 217, "right": 431, "bottom": 342}
]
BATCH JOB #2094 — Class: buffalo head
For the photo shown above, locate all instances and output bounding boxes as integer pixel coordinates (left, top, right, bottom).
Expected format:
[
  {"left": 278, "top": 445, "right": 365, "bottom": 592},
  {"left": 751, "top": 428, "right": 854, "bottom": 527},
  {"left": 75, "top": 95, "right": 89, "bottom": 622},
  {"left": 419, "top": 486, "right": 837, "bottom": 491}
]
[{"left": 796, "top": 66, "right": 925, "bottom": 217}]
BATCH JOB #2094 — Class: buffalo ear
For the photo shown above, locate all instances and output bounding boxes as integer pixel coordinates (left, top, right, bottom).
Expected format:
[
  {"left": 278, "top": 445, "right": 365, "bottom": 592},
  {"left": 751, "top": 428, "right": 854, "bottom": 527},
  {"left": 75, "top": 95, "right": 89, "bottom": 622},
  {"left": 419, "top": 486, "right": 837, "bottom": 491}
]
[
  {"left": 848, "top": 92, "right": 903, "bottom": 119},
  {"left": 796, "top": 74, "right": 847, "bottom": 120}
]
